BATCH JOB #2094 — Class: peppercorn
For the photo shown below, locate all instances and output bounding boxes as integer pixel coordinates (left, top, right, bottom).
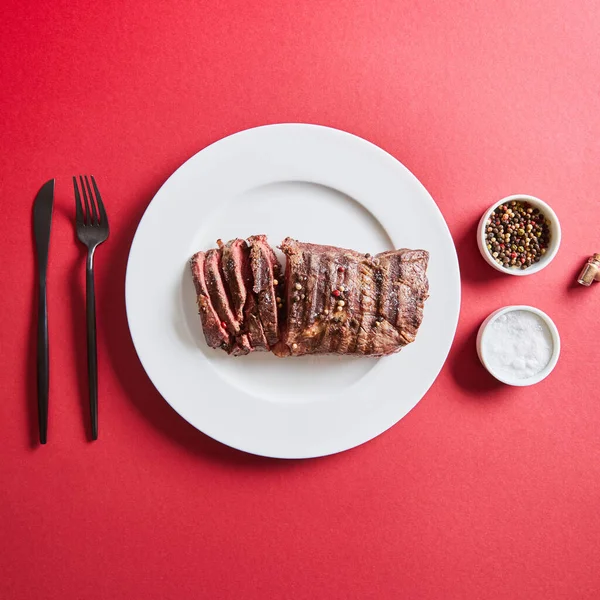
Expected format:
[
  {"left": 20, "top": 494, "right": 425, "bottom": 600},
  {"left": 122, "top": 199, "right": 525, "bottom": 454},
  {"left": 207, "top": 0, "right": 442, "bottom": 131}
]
[{"left": 484, "top": 201, "right": 551, "bottom": 270}]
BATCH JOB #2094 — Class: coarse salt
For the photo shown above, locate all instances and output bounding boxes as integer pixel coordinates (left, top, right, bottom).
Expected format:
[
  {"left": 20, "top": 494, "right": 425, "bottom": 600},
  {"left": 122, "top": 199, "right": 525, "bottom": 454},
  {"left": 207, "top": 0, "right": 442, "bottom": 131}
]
[{"left": 482, "top": 310, "right": 553, "bottom": 381}]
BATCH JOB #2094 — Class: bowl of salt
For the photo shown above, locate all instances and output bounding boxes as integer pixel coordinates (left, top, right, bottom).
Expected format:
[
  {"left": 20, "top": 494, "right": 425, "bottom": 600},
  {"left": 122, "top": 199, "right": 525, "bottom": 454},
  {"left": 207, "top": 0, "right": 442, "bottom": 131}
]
[{"left": 476, "top": 306, "right": 560, "bottom": 386}]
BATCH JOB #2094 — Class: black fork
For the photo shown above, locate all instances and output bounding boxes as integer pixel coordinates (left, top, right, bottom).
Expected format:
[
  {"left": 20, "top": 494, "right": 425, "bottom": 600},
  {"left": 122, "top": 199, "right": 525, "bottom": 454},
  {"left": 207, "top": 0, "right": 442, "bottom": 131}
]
[{"left": 73, "top": 176, "right": 110, "bottom": 440}]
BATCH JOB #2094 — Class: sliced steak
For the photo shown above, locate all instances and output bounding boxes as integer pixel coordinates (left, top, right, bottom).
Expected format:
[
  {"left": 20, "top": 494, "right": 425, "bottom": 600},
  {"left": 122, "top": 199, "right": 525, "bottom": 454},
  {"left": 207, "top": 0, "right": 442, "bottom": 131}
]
[
  {"left": 189, "top": 251, "right": 231, "bottom": 352},
  {"left": 220, "top": 239, "right": 248, "bottom": 324},
  {"left": 204, "top": 248, "right": 241, "bottom": 336},
  {"left": 191, "top": 236, "right": 428, "bottom": 357},
  {"left": 274, "top": 238, "right": 429, "bottom": 357},
  {"left": 247, "top": 235, "right": 281, "bottom": 347}
]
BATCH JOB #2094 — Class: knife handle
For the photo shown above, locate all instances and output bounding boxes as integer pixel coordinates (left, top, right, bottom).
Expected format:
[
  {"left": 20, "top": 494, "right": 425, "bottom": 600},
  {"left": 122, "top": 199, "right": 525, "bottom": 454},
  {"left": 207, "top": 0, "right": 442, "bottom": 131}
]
[{"left": 37, "top": 278, "right": 49, "bottom": 444}]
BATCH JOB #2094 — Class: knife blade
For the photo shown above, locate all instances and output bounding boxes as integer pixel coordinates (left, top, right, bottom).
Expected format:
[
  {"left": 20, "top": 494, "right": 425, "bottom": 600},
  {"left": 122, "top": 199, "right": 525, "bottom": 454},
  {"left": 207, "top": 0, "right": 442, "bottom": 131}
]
[{"left": 33, "top": 179, "right": 54, "bottom": 444}]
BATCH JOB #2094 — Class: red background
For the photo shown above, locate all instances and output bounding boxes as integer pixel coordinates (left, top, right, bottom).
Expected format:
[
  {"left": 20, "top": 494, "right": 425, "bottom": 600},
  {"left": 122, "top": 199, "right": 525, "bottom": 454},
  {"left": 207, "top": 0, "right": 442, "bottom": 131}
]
[{"left": 2, "top": 1, "right": 600, "bottom": 598}]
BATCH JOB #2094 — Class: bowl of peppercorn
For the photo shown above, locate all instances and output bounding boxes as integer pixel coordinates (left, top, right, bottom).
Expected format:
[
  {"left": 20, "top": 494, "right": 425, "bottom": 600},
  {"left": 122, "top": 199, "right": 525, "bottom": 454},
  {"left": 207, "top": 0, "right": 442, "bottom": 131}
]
[{"left": 477, "top": 194, "right": 561, "bottom": 275}]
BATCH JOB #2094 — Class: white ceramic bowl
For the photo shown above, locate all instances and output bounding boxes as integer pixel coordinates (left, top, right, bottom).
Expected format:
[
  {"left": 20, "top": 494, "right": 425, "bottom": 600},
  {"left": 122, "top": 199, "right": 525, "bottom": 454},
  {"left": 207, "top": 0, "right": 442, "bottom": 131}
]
[
  {"left": 476, "top": 305, "right": 560, "bottom": 386},
  {"left": 477, "top": 194, "right": 561, "bottom": 275}
]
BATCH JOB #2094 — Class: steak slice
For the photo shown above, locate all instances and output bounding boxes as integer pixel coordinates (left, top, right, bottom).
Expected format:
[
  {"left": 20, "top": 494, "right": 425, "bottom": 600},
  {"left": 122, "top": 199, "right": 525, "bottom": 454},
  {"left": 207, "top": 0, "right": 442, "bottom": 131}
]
[
  {"left": 244, "top": 291, "right": 269, "bottom": 351},
  {"left": 231, "top": 333, "right": 252, "bottom": 356},
  {"left": 204, "top": 248, "right": 241, "bottom": 336},
  {"left": 273, "top": 238, "right": 429, "bottom": 357},
  {"left": 220, "top": 239, "right": 248, "bottom": 324},
  {"left": 247, "top": 235, "right": 281, "bottom": 347},
  {"left": 190, "top": 251, "right": 231, "bottom": 352}
]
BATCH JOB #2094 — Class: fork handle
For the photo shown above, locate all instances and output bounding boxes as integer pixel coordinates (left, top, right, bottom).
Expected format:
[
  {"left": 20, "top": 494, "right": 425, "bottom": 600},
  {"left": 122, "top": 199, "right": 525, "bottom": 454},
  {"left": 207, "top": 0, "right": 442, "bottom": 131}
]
[{"left": 86, "top": 251, "right": 99, "bottom": 440}]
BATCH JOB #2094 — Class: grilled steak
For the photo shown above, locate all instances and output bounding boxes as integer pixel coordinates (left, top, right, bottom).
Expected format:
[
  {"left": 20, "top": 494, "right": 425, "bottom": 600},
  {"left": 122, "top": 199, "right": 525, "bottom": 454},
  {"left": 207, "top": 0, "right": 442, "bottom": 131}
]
[
  {"left": 190, "top": 251, "right": 231, "bottom": 352},
  {"left": 273, "top": 238, "right": 429, "bottom": 357},
  {"left": 190, "top": 236, "right": 428, "bottom": 357},
  {"left": 247, "top": 235, "right": 281, "bottom": 348}
]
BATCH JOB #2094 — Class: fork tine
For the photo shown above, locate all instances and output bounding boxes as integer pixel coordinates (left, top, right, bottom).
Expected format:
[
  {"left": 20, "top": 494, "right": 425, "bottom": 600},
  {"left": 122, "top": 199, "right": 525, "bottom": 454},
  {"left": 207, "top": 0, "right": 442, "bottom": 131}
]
[
  {"left": 83, "top": 175, "right": 98, "bottom": 225},
  {"left": 79, "top": 175, "right": 92, "bottom": 226},
  {"left": 73, "top": 176, "right": 85, "bottom": 226},
  {"left": 90, "top": 176, "right": 108, "bottom": 226}
]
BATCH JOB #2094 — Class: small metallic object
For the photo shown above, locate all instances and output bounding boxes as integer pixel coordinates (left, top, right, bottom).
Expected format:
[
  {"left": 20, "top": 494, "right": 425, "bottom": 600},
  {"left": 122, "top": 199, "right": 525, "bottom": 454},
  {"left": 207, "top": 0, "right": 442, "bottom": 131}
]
[
  {"left": 33, "top": 179, "right": 55, "bottom": 444},
  {"left": 73, "top": 176, "right": 110, "bottom": 440},
  {"left": 577, "top": 253, "right": 600, "bottom": 286}
]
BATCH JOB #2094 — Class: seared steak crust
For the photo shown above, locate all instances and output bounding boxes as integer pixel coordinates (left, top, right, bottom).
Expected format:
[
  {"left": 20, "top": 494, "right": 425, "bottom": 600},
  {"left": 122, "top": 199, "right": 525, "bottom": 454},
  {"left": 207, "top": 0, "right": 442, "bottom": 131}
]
[{"left": 273, "top": 238, "right": 429, "bottom": 358}]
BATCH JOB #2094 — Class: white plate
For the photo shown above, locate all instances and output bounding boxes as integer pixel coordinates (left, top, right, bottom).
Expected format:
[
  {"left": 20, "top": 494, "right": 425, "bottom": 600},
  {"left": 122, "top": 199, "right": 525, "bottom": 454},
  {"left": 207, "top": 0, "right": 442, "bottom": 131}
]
[{"left": 126, "top": 124, "right": 460, "bottom": 458}]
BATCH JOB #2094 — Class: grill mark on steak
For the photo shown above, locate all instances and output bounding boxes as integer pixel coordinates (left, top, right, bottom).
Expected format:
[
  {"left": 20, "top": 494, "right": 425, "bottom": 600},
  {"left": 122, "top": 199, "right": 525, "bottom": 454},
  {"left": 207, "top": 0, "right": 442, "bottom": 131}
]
[
  {"left": 330, "top": 254, "right": 350, "bottom": 354},
  {"left": 369, "top": 264, "right": 384, "bottom": 355},
  {"left": 378, "top": 256, "right": 396, "bottom": 331},
  {"left": 204, "top": 249, "right": 241, "bottom": 336},
  {"left": 355, "top": 260, "right": 378, "bottom": 355},
  {"left": 319, "top": 256, "right": 335, "bottom": 352},
  {"left": 317, "top": 256, "right": 337, "bottom": 353},
  {"left": 345, "top": 258, "right": 361, "bottom": 354},
  {"left": 352, "top": 261, "right": 367, "bottom": 354},
  {"left": 335, "top": 254, "right": 354, "bottom": 354},
  {"left": 221, "top": 239, "right": 248, "bottom": 324},
  {"left": 337, "top": 256, "right": 358, "bottom": 354},
  {"left": 190, "top": 252, "right": 231, "bottom": 352}
]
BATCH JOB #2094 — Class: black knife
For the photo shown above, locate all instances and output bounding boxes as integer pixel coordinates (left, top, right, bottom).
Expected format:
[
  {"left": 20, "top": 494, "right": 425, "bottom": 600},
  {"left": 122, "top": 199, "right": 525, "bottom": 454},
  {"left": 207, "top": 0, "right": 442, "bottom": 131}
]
[{"left": 33, "top": 179, "right": 54, "bottom": 444}]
